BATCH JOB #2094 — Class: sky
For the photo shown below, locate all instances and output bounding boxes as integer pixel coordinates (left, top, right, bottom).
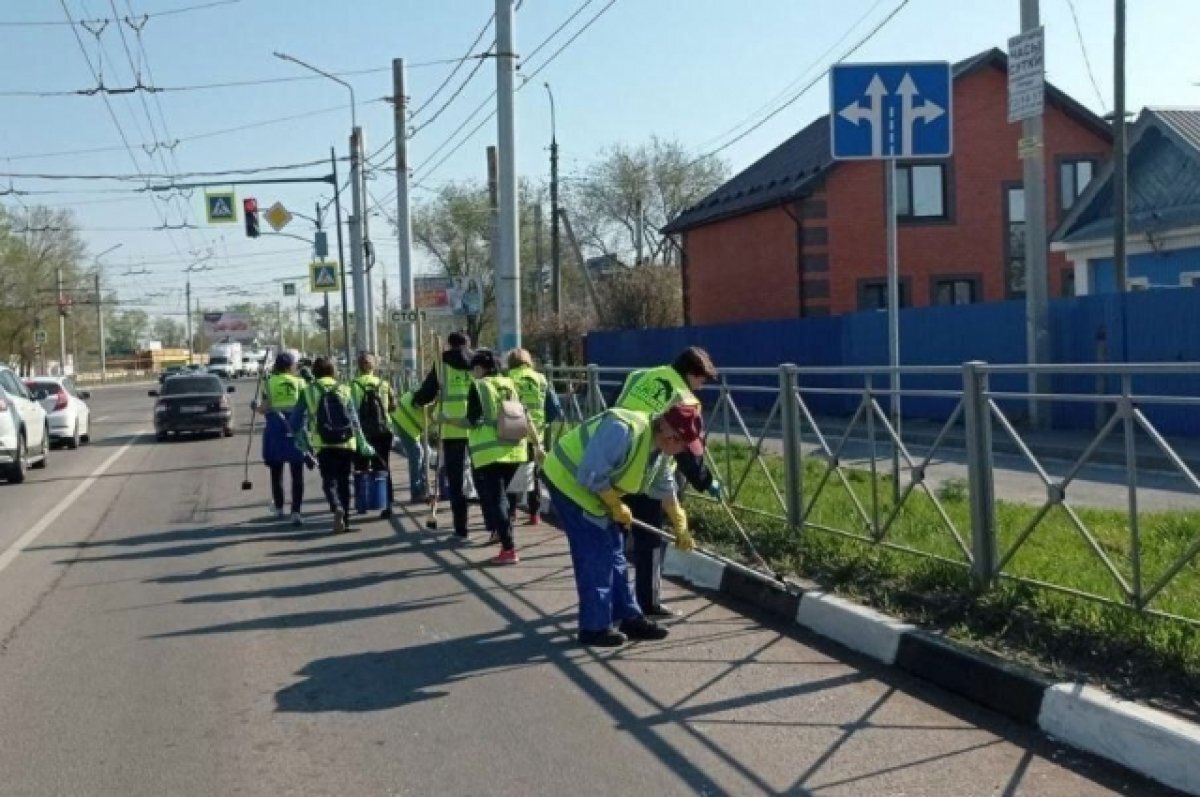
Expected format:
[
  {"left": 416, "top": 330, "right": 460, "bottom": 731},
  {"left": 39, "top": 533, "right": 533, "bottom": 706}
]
[{"left": 0, "top": 0, "right": 1197, "bottom": 323}]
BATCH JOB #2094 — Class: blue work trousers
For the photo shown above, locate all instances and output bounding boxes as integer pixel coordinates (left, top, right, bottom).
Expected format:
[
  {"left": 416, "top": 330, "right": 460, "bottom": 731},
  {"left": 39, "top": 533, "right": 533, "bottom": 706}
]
[
  {"left": 549, "top": 486, "right": 643, "bottom": 633},
  {"left": 395, "top": 430, "right": 428, "bottom": 501}
]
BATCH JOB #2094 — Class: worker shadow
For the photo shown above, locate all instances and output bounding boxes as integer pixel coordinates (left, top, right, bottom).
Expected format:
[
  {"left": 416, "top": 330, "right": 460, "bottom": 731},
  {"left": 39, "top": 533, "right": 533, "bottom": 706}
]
[
  {"left": 148, "top": 546, "right": 407, "bottom": 585},
  {"left": 48, "top": 526, "right": 330, "bottom": 564},
  {"left": 177, "top": 564, "right": 446, "bottom": 604},
  {"left": 148, "top": 595, "right": 458, "bottom": 639},
  {"left": 28, "top": 518, "right": 302, "bottom": 552},
  {"left": 27, "top": 461, "right": 244, "bottom": 485}
]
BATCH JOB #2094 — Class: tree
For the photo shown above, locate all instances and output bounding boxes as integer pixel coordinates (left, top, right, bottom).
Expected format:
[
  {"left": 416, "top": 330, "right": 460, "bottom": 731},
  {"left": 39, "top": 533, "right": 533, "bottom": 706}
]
[
  {"left": 601, "top": 262, "right": 684, "bottom": 330},
  {"left": 106, "top": 310, "right": 149, "bottom": 356},
  {"left": 566, "top": 137, "right": 727, "bottom": 266},
  {"left": 151, "top": 317, "right": 186, "bottom": 348}
]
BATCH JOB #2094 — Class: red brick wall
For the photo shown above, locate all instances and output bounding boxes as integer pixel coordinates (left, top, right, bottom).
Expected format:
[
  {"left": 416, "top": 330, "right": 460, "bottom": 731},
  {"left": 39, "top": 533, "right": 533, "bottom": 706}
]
[
  {"left": 683, "top": 205, "right": 798, "bottom": 325},
  {"left": 683, "top": 64, "right": 1111, "bottom": 323}
]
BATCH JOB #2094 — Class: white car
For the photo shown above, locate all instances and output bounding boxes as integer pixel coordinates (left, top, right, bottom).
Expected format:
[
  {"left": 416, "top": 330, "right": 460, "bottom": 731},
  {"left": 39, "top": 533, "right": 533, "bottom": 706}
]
[
  {"left": 24, "top": 376, "right": 92, "bottom": 449},
  {"left": 0, "top": 366, "right": 50, "bottom": 483}
]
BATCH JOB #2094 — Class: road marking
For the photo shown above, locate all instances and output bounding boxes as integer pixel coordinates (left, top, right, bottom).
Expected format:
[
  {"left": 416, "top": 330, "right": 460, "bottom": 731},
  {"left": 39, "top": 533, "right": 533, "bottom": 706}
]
[
  {"left": 94, "top": 416, "right": 110, "bottom": 422},
  {"left": 0, "top": 431, "right": 146, "bottom": 576}
]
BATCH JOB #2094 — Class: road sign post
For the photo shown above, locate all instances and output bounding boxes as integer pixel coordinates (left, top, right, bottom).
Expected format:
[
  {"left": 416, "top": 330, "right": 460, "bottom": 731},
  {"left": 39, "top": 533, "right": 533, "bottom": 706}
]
[{"left": 832, "top": 61, "right": 952, "bottom": 500}]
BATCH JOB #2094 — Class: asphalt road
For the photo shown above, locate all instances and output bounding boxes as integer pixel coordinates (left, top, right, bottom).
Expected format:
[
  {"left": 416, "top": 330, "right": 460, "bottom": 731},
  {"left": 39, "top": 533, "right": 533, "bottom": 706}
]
[{"left": 0, "top": 381, "right": 1183, "bottom": 796}]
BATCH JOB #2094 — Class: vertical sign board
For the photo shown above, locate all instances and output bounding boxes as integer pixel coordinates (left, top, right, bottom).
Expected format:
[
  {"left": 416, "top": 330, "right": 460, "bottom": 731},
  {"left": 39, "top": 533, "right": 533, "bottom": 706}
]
[{"left": 1007, "top": 27, "right": 1045, "bottom": 124}]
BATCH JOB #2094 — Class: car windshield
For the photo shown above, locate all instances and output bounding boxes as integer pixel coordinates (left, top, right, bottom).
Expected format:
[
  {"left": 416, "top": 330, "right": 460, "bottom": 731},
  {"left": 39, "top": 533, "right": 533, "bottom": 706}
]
[
  {"left": 209, "top": 356, "right": 228, "bottom": 365},
  {"left": 26, "top": 380, "right": 59, "bottom": 393},
  {"left": 162, "top": 376, "right": 222, "bottom": 395}
]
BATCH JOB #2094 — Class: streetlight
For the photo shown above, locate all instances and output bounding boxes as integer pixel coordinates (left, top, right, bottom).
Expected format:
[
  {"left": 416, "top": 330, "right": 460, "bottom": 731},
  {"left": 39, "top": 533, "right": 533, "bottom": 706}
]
[
  {"left": 183, "top": 257, "right": 212, "bottom": 365},
  {"left": 544, "top": 82, "right": 561, "bottom": 319},
  {"left": 91, "top": 243, "right": 122, "bottom": 382},
  {"left": 273, "top": 51, "right": 371, "bottom": 355}
]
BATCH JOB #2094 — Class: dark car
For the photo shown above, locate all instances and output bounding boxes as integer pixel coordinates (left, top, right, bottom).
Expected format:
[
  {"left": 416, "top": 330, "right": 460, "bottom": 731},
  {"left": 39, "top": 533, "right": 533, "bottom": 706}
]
[
  {"left": 149, "top": 374, "right": 235, "bottom": 441},
  {"left": 158, "top": 366, "right": 185, "bottom": 384}
]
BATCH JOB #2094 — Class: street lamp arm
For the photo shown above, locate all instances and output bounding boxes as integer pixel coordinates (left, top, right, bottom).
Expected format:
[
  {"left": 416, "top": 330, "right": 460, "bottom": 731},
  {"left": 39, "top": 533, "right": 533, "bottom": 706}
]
[
  {"left": 543, "top": 82, "right": 556, "bottom": 144},
  {"left": 273, "top": 51, "right": 356, "bottom": 130}
]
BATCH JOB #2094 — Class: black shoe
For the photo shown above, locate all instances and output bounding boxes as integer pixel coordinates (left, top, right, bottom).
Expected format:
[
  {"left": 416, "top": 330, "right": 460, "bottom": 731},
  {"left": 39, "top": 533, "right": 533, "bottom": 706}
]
[
  {"left": 644, "top": 604, "right": 680, "bottom": 619},
  {"left": 578, "top": 628, "right": 627, "bottom": 647},
  {"left": 449, "top": 532, "right": 469, "bottom": 544},
  {"left": 380, "top": 508, "right": 393, "bottom": 520},
  {"left": 619, "top": 616, "right": 669, "bottom": 641}
]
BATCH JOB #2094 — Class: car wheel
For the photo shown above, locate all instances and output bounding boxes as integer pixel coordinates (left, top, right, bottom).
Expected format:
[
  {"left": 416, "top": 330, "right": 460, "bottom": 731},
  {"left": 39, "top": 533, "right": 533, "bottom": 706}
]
[
  {"left": 5, "top": 434, "right": 26, "bottom": 484},
  {"left": 31, "top": 427, "right": 49, "bottom": 469},
  {"left": 66, "top": 421, "right": 80, "bottom": 450},
  {"left": 222, "top": 426, "right": 234, "bottom": 438}
]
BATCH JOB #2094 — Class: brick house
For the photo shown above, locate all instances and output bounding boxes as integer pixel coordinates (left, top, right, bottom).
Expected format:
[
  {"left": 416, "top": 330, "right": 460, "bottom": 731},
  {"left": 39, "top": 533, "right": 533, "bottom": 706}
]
[{"left": 664, "top": 49, "right": 1112, "bottom": 325}]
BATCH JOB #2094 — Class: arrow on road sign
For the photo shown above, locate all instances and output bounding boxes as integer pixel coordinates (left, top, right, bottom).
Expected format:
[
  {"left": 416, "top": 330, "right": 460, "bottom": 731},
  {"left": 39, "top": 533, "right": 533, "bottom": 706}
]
[
  {"left": 896, "top": 73, "right": 945, "bottom": 157},
  {"left": 839, "top": 75, "right": 887, "bottom": 157}
]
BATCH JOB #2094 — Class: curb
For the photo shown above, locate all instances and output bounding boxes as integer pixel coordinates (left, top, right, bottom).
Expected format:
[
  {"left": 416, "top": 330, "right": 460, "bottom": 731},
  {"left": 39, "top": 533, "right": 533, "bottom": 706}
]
[{"left": 662, "top": 547, "right": 1200, "bottom": 796}]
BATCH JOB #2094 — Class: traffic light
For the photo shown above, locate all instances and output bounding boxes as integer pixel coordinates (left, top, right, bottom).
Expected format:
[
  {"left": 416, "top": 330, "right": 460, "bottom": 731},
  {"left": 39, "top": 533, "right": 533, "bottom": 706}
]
[
  {"left": 314, "top": 305, "right": 329, "bottom": 331},
  {"left": 243, "top": 198, "right": 260, "bottom": 238}
]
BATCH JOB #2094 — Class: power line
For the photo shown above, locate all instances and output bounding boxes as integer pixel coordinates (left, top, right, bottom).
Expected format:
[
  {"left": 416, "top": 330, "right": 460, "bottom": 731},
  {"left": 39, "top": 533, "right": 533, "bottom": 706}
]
[
  {"left": 1064, "top": 0, "right": 1107, "bottom": 112},
  {"left": 0, "top": 0, "right": 238, "bottom": 27},
  {"left": 0, "top": 157, "right": 338, "bottom": 181}
]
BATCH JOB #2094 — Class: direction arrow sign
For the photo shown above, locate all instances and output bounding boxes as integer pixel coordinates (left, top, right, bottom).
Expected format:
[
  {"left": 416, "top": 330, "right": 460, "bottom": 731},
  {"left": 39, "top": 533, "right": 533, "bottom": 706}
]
[
  {"left": 205, "top": 190, "right": 237, "bottom": 224},
  {"left": 309, "top": 261, "right": 340, "bottom": 293},
  {"left": 265, "top": 201, "right": 293, "bottom": 233},
  {"left": 831, "top": 62, "right": 952, "bottom": 160}
]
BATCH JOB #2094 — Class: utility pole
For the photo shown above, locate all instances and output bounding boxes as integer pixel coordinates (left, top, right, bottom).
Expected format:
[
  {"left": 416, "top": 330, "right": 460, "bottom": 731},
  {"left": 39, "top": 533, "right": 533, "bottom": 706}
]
[
  {"left": 185, "top": 279, "right": 193, "bottom": 365},
  {"left": 495, "top": 0, "right": 521, "bottom": 353},
  {"left": 1113, "top": 0, "right": 1128, "bottom": 293},
  {"left": 360, "top": 126, "right": 377, "bottom": 354},
  {"left": 488, "top": 146, "right": 500, "bottom": 337},
  {"left": 634, "top": 198, "right": 644, "bottom": 265},
  {"left": 1020, "top": 0, "right": 1050, "bottom": 426},
  {"left": 296, "top": 294, "right": 303, "bottom": 354},
  {"left": 545, "top": 83, "right": 561, "bottom": 318},
  {"left": 277, "top": 301, "right": 285, "bottom": 350},
  {"left": 332, "top": 147, "right": 351, "bottom": 366},
  {"left": 56, "top": 267, "right": 67, "bottom": 375},
  {"left": 382, "top": 277, "right": 390, "bottom": 364},
  {"left": 317, "top": 201, "right": 333, "bottom": 356},
  {"left": 534, "top": 201, "right": 543, "bottom": 318},
  {"left": 94, "top": 271, "right": 106, "bottom": 382},
  {"left": 349, "top": 127, "right": 368, "bottom": 354},
  {"left": 392, "top": 57, "right": 417, "bottom": 377}
]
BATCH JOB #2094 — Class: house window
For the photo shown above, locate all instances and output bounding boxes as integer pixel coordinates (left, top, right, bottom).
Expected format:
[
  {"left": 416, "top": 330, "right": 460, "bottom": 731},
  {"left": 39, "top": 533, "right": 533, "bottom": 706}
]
[
  {"left": 895, "top": 164, "right": 947, "bottom": 219},
  {"left": 1059, "top": 159, "right": 1097, "bottom": 211},
  {"left": 859, "top": 279, "right": 908, "bottom": 311},
  {"left": 1006, "top": 186, "right": 1026, "bottom": 297},
  {"left": 933, "top": 277, "right": 980, "bottom": 305}
]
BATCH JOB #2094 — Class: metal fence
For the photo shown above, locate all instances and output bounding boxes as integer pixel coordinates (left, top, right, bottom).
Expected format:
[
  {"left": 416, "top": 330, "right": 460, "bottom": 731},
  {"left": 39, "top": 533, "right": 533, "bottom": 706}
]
[{"left": 544, "top": 361, "right": 1200, "bottom": 625}]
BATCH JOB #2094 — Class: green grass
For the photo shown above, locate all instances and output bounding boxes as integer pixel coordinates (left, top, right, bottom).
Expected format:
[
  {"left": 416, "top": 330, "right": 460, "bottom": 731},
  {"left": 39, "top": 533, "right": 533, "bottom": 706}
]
[{"left": 691, "top": 442, "right": 1200, "bottom": 705}]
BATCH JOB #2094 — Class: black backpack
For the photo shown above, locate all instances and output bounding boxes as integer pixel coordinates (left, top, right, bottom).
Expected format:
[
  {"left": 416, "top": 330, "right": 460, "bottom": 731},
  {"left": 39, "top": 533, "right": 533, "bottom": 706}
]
[
  {"left": 357, "top": 381, "right": 389, "bottom": 439},
  {"left": 315, "top": 384, "right": 354, "bottom": 444}
]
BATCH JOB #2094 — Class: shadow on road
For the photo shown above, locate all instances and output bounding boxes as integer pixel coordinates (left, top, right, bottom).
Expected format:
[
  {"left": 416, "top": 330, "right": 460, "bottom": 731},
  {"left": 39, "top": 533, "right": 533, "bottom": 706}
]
[{"left": 149, "top": 596, "right": 458, "bottom": 638}]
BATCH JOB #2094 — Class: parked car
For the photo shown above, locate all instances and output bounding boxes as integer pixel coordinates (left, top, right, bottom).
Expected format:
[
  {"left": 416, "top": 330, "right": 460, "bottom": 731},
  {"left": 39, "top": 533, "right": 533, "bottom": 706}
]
[
  {"left": 159, "top": 366, "right": 185, "bottom": 384},
  {"left": 149, "top": 374, "right": 235, "bottom": 441},
  {"left": 0, "top": 365, "right": 50, "bottom": 483},
  {"left": 24, "top": 376, "right": 91, "bottom": 449}
]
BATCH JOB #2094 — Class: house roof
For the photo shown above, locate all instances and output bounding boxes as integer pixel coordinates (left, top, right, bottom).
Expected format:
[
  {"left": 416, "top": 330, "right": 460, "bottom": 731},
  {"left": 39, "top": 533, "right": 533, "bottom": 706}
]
[
  {"left": 664, "top": 48, "right": 1111, "bottom": 235},
  {"left": 1053, "top": 108, "right": 1200, "bottom": 246}
]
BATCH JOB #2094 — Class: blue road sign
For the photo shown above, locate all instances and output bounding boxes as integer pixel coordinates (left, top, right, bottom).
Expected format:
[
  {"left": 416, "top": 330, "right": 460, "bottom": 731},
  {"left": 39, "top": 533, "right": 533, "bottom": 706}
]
[{"left": 830, "top": 62, "right": 952, "bottom": 160}]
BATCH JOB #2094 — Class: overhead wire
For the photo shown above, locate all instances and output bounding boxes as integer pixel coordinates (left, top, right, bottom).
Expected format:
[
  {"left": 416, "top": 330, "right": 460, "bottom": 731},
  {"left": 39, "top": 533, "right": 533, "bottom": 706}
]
[
  {"left": 1064, "top": 0, "right": 1108, "bottom": 112},
  {"left": 0, "top": 0, "right": 238, "bottom": 27}
]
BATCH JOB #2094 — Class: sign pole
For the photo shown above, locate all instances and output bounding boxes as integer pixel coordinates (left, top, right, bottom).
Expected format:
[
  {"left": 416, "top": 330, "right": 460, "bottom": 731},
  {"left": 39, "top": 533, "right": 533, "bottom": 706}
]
[{"left": 885, "top": 157, "right": 901, "bottom": 503}]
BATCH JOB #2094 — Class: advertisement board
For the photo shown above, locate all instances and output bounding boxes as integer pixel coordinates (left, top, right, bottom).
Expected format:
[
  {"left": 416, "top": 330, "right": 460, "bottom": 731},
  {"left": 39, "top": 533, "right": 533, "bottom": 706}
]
[
  {"left": 202, "top": 311, "right": 256, "bottom": 343},
  {"left": 414, "top": 275, "right": 485, "bottom": 317}
]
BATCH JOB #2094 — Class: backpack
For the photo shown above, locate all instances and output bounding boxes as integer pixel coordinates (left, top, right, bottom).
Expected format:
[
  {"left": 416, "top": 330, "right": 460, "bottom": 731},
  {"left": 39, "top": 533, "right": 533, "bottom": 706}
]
[
  {"left": 357, "top": 382, "right": 389, "bottom": 439},
  {"left": 314, "top": 384, "right": 353, "bottom": 445},
  {"left": 494, "top": 382, "right": 531, "bottom": 443}
]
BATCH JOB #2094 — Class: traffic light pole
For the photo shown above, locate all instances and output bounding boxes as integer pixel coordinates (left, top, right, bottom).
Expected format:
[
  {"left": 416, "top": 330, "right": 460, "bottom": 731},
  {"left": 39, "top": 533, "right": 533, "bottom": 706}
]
[{"left": 331, "top": 147, "right": 352, "bottom": 369}]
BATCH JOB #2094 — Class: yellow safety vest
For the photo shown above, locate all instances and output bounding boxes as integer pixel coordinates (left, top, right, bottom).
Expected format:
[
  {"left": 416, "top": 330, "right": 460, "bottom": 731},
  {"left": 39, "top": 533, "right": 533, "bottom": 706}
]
[
  {"left": 468, "top": 375, "right": 528, "bottom": 468},
  {"left": 351, "top": 373, "right": 392, "bottom": 414},
  {"left": 507, "top": 365, "right": 548, "bottom": 435},
  {"left": 265, "top": 373, "right": 305, "bottom": 412},
  {"left": 442, "top": 364, "right": 473, "bottom": 440},
  {"left": 615, "top": 365, "right": 700, "bottom": 414},
  {"left": 389, "top": 390, "right": 426, "bottom": 440},
  {"left": 543, "top": 408, "right": 662, "bottom": 518},
  {"left": 301, "top": 377, "right": 357, "bottom": 452}
]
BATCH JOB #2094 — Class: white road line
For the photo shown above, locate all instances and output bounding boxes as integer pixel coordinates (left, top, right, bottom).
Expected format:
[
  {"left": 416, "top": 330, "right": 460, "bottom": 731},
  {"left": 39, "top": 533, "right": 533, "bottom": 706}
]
[
  {"left": 94, "top": 416, "right": 110, "bottom": 422},
  {"left": 0, "top": 431, "right": 146, "bottom": 576}
]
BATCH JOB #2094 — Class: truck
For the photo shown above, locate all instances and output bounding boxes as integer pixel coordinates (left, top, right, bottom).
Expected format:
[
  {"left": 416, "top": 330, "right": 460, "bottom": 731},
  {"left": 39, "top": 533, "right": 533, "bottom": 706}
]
[{"left": 207, "top": 342, "right": 244, "bottom": 379}]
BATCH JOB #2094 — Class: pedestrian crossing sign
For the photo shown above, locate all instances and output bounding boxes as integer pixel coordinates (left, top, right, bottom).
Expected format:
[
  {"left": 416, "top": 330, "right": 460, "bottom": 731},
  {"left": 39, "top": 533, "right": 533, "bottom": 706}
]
[
  {"left": 205, "top": 190, "right": 237, "bottom": 224},
  {"left": 310, "top": 261, "right": 340, "bottom": 293}
]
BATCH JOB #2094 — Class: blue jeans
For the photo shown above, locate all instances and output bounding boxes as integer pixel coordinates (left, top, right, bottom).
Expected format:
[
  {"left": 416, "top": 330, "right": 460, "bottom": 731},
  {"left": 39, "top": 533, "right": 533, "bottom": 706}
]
[
  {"left": 549, "top": 486, "right": 643, "bottom": 633},
  {"left": 395, "top": 430, "right": 427, "bottom": 501}
]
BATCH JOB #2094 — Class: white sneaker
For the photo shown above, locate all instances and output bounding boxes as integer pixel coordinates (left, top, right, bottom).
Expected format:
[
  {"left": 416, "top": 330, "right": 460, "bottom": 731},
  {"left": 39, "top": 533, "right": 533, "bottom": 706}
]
[
  {"left": 290, "top": 512, "right": 304, "bottom": 527},
  {"left": 332, "top": 510, "right": 346, "bottom": 534}
]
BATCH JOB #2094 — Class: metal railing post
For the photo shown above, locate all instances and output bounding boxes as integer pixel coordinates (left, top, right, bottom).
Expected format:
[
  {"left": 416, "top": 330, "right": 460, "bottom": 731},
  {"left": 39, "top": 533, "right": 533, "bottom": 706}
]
[
  {"left": 778, "top": 363, "right": 804, "bottom": 532},
  {"left": 962, "top": 361, "right": 997, "bottom": 590}
]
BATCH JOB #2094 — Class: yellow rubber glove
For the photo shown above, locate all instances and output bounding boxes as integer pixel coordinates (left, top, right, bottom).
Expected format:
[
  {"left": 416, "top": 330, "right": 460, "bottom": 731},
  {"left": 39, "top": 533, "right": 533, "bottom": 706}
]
[
  {"left": 598, "top": 488, "right": 633, "bottom": 528},
  {"left": 663, "top": 499, "right": 694, "bottom": 551}
]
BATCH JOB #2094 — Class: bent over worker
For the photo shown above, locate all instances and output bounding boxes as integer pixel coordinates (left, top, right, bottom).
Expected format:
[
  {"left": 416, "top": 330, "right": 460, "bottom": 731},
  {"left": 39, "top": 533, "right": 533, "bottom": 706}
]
[
  {"left": 388, "top": 388, "right": 429, "bottom": 505},
  {"left": 543, "top": 404, "right": 702, "bottom": 647},
  {"left": 614, "top": 346, "right": 720, "bottom": 617}
]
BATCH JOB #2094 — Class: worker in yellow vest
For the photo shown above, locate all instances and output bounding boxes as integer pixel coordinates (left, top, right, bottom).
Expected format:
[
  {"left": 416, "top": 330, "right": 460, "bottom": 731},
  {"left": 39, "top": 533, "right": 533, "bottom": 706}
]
[
  {"left": 412, "top": 332, "right": 475, "bottom": 539},
  {"left": 544, "top": 404, "right": 702, "bottom": 647},
  {"left": 388, "top": 388, "right": 429, "bottom": 505},
  {"left": 351, "top": 352, "right": 396, "bottom": 520},
  {"left": 505, "top": 348, "right": 562, "bottom": 525},
  {"left": 615, "top": 346, "right": 720, "bottom": 617},
  {"left": 257, "top": 350, "right": 308, "bottom": 526}
]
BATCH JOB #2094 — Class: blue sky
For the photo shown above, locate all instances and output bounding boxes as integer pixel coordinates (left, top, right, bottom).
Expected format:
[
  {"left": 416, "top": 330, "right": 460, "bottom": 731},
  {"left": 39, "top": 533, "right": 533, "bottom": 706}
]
[{"left": 1, "top": 0, "right": 1196, "bottom": 320}]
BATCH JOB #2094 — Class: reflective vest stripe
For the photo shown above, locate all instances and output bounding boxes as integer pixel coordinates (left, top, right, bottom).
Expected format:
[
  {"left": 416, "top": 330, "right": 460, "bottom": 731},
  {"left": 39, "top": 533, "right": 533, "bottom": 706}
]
[
  {"left": 390, "top": 391, "right": 425, "bottom": 440},
  {"left": 543, "top": 409, "right": 654, "bottom": 517},
  {"left": 468, "top": 376, "right": 527, "bottom": 468}
]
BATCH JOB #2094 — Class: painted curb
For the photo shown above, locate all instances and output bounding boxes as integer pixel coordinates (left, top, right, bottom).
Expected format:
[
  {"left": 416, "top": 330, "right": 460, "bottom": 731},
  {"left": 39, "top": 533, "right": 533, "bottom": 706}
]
[
  {"left": 662, "top": 547, "right": 725, "bottom": 591},
  {"left": 719, "top": 566, "right": 800, "bottom": 621},
  {"left": 1039, "top": 683, "right": 1200, "bottom": 796},
  {"left": 795, "top": 591, "right": 914, "bottom": 666}
]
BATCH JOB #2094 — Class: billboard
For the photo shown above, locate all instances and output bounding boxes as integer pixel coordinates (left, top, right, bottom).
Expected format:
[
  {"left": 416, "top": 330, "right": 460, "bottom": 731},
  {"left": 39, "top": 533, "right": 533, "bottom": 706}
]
[
  {"left": 415, "top": 274, "right": 485, "bottom": 317},
  {"left": 202, "top": 311, "right": 256, "bottom": 343}
]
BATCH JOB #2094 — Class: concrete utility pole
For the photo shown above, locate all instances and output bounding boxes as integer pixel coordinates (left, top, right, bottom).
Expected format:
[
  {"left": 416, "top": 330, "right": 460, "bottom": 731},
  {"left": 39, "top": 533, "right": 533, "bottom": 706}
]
[
  {"left": 331, "top": 147, "right": 351, "bottom": 366},
  {"left": 349, "top": 127, "right": 369, "bottom": 353},
  {"left": 56, "top": 267, "right": 67, "bottom": 375},
  {"left": 534, "top": 201, "right": 543, "bottom": 318},
  {"left": 488, "top": 146, "right": 500, "bottom": 334},
  {"left": 1113, "top": 0, "right": 1129, "bottom": 293},
  {"left": 95, "top": 272, "right": 106, "bottom": 382},
  {"left": 1021, "top": 0, "right": 1050, "bottom": 426},
  {"left": 544, "top": 82, "right": 561, "bottom": 317},
  {"left": 495, "top": 0, "right": 521, "bottom": 353},
  {"left": 392, "top": 57, "right": 417, "bottom": 376},
  {"left": 382, "top": 277, "right": 389, "bottom": 363},
  {"left": 185, "top": 280, "right": 193, "bottom": 365},
  {"left": 359, "top": 127, "right": 377, "bottom": 354}
]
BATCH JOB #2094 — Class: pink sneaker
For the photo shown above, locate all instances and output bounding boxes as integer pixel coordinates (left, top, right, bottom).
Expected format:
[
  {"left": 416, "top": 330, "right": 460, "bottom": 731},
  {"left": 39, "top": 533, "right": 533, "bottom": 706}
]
[{"left": 492, "top": 548, "right": 520, "bottom": 565}]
